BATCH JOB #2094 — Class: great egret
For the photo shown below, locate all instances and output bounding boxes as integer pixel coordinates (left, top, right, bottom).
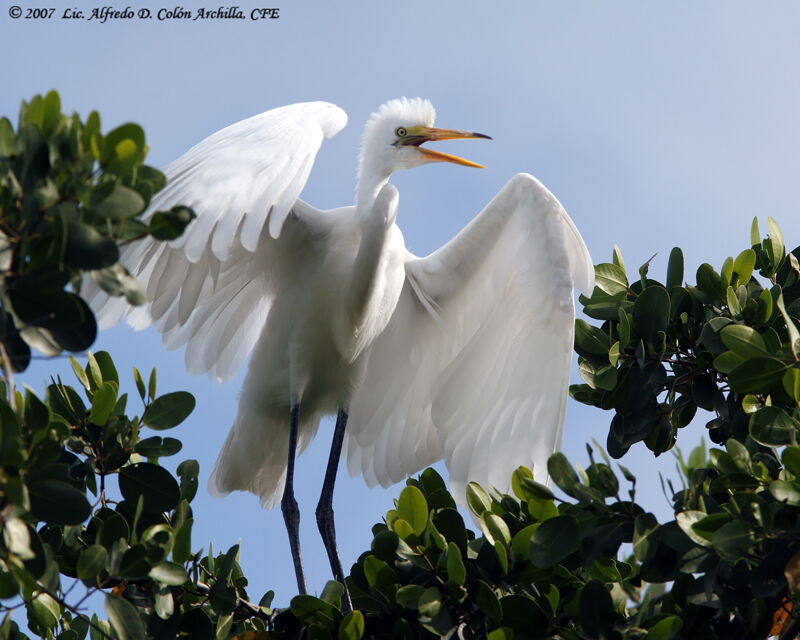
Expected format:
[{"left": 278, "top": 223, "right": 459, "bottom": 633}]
[{"left": 88, "top": 98, "right": 594, "bottom": 611}]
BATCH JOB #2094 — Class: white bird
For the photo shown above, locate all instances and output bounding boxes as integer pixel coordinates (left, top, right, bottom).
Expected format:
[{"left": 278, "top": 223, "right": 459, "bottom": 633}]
[{"left": 87, "top": 98, "right": 594, "bottom": 611}]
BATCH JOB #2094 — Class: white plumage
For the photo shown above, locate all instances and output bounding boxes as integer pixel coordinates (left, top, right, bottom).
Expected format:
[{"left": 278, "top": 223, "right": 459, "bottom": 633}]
[{"left": 86, "top": 98, "right": 594, "bottom": 602}]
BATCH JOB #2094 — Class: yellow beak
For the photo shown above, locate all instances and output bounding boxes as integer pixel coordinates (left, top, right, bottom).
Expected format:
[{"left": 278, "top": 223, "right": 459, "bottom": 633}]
[{"left": 403, "top": 126, "right": 491, "bottom": 168}]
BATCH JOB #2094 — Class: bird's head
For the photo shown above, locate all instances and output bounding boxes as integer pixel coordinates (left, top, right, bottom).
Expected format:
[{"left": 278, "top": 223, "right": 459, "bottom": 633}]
[{"left": 359, "top": 98, "right": 490, "bottom": 181}]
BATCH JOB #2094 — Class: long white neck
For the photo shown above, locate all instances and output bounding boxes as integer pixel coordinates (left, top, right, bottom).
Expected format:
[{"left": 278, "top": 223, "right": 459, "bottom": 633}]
[{"left": 355, "top": 160, "right": 392, "bottom": 220}]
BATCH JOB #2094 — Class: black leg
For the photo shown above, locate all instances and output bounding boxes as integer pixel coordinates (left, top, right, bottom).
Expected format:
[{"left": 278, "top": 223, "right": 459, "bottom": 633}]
[
  {"left": 315, "top": 409, "right": 353, "bottom": 613},
  {"left": 281, "top": 403, "right": 307, "bottom": 595}
]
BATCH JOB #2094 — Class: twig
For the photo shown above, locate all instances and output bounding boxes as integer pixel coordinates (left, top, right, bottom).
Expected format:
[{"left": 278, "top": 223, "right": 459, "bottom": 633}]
[
  {"left": 193, "top": 581, "right": 273, "bottom": 622},
  {"left": 32, "top": 586, "right": 114, "bottom": 640}
]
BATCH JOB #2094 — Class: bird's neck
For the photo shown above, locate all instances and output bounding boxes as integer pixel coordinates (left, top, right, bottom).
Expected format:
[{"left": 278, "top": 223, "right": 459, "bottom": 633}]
[{"left": 355, "top": 164, "right": 392, "bottom": 220}]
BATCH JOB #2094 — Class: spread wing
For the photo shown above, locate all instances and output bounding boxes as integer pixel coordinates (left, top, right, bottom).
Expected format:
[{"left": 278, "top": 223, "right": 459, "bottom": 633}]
[
  {"left": 84, "top": 101, "right": 347, "bottom": 381},
  {"left": 345, "top": 173, "right": 594, "bottom": 502}
]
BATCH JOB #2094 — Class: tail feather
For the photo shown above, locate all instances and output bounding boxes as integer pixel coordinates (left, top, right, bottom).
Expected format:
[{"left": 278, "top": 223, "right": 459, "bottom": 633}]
[{"left": 208, "top": 407, "right": 321, "bottom": 510}]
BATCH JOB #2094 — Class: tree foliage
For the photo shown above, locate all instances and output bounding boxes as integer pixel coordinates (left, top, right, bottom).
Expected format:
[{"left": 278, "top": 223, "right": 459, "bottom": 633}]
[
  {"left": 0, "top": 90, "right": 193, "bottom": 373},
  {"left": 1, "top": 92, "right": 800, "bottom": 639}
]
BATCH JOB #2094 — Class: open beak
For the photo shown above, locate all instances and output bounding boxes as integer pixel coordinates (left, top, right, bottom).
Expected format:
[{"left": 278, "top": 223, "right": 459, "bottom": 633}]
[{"left": 403, "top": 126, "right": 491, "bottom": 168}]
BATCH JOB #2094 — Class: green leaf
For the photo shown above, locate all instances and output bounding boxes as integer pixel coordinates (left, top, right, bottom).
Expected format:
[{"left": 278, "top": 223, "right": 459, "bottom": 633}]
[
  {"left": 27, "top": 480, "right": 91, "bottom": 525},
  {"left": 520, "top": 477, "right": 555, "bottom": 501},
  {"left": 618, "top": 307, "right": 631, "bottom": 348},
  {"left": 612, "top": 245, "right": 626, "bottom": 272},
  {"left": 510, "top": 466, "right": 532, "bottom": 500},
  {"left": 676, "top": 511, "right": 711, "bottom": 547},
  {"left": 91, "top": 263, "right": 147, "bottom": 306},
  {"left": 751, "top": 216, "right": 761, "bottom": 246},
  {"left": 11, "top": 287, "right": 97, "bottom": 352},
  {"left": 103, "top": 123, "right": 146, "bottom": 173},
  {"left": 719, "top": 324, "right": 770, "bottom": 358},
  {"left": 40, "top": 90, "right": 61, "bottom": 134},
  {"left": 633, "top": 513, "right": 659, "bottom": 563},
  {"left": 770, "top": 480, "right": 800, "bottom": 505},
  {"left": 697, "top": 263, "right": 723, "bottom": 298},
  {"left": 481, "top": 513, "right": 511, "bottom": 548},
  {"left": 475, "top": 580, "right": 502, "bottom": 622},
  {"left": 713, "top": 351, "right": 746, "bottom": 374},
  {"left": 98, "top": 513, "right": 130, "bottom": 547},
  {"left": 62, "top": 218, "right": 120, "bottom": 270},
  {"left": 432, "top": 509, "right": 468, "bottom": 553},
  {"left": 783, "top": 369, "right": 800, "bottom": 404},
  {"left": 3, "top": 518, "right": 34, "bottom": 560},
  {"left": 173, "top": 517, "right": 193, "bottom": 564},
  {"left": 0, "top": 117, "right": 15, "bottom": 155},
  {"left": 396, "top": 485, "right": 428, "bottom": 536},
  {"left": 766, "top": 216, "right": 785, "bottom": 271},
  {"left": 149, "top": 561, "right": 188, "bottom": 586},
  {"left": 93, "top": 350, "right": 119, "bottom": 386},
  {"left": 28, "top": 592, "right": 60, "bottom": 630},
  {"left": 338, "top": 610, "right": 365, "bottom": 640},
  {"left": 529, "top": 515, "right": 579, "bottom": 568},
  {"left": 148, "top": 368, "right": 157, "bottom": 400},
  {"left": 594, "top": 263, "right": 628, "bottom": 296},
  {"left": 638, "top": 254, "right": 656, "bottom": 289},
  {"left": 320, "top": 580, "right": 344, "bottom": 608},
  {"left": 500, "top": 594, "right": 548, "bottom": 633},
  {"left": 609, "top": 341, "right": 620, "bottom": 366},
  {"left": 711, "top": 520, "right": 755, "bottom": 563},
  {"left": 633, "top": 285, "right": 670, "bottom": 342},
  {"left": 209, "top": 582, "right": 239, "bottom": 615},
  {"left": 142, "top": 391, "right": 195, "bottom": 430},
  {"left": 154, "top": 585, "right": 174, "bottom": 620},
  {"left": 395, "top": 584, "right": 426, "bottom": 609},
  {"left": 70, "top": 356, "right": 92, "bottom": 391},
  {"left": 446, "top": 542, "right": 466, "bottom": 585},
  {"left": 721, "top": 256, "right": 734, "bottom": 287},
  {"left": 487, "top": 629, "right": 514, "bottom": 640},
  {"left": 728, "top": 357, "right": 786, "bottom": 394},
  {"left": 77, "top": 545, "right": 108, "bottom": 579},
  {"left": 105, "top": 594, "right": 146, "bottom": 640},
  {"left": 741, "top": 394, "right": 761, "bottom": 414},
  {"left": 721, "top": 295, "right": 736, "bottom": 323},
  {"left": 579, "top": 580, "right": 614, "bottom": 639},
  {"left": 776, "top": 290, "right": 800, "bottom": 358},
  {"left": 749, "top": 406, "right": 798, "bottom": 447},
  {"left": 90, "top": 381, "right": 118, "bottom": 426},
  {"left": 758, "top": 287, "right": 773, "bottom": 324},
  {"left": 133, "top": 436, "right": 182, "bottom": 459},
  {"left": 362, "top": 555, "right": 394, "bottom": 592},
  {"left": 691, "top": 513, "right": 732, "bottom": 542},
  {"left": 732, "top": 248, "right": 756, "bottom": 287},
  {"left": 149, "top": 206, "right": 195, "bottom": 241},
  {"left": 177, "top": 459, "right": 200, "bottom": 502},
  {"left": 466, "top": 482, "right": 492, "bottom": 517},
  {"left": 527, "top": 496, "right": 559, "bottom": 522},
  {"left": 645, "top": 615, "right": 684, "bottom": 640},
  {"left": 574, "top": 319, "right": 611, "bottom": 357},
  {"left": 118, "top": 463, "right": 181, "bottom": 513},
  {"left": 578, "top": 357, "right": 618, "bottom": 391},
  {"left": 547, "top": 452, "right": 580, "bottom": 497},
  {"left": 418, "top": 587, "right": 442, "bottom": 618},
  {"left": 782, "top": 446, "right": 800, "bottom": 477},
  {"left": 89, "top": 181, "right": 145, "bottom": 219},
  {"left": 133, "top": 367, "right": 146, "bottom": 400},
  {"left": 666, "top": 247, "right": 684, "bottom": 289}
]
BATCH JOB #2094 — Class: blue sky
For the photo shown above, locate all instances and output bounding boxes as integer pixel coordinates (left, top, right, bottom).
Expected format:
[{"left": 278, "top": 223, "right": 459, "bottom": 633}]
[{"left": 4, "top": 0, "right": 800, "bottom": 611}]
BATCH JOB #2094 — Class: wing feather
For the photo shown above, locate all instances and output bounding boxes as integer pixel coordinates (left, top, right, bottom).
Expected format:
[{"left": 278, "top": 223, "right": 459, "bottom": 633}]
[
  {"left": 86, "top": 101, "right": 347, "bottom": 382},
  {"left": 346, "top": 173, "right": 594, "bottom": 503}
]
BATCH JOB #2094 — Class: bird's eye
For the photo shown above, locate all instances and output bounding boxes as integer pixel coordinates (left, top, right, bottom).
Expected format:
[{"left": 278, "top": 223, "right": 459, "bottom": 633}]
[{"left": 395, "top": 127, "right": 407, "bottom": 138}]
